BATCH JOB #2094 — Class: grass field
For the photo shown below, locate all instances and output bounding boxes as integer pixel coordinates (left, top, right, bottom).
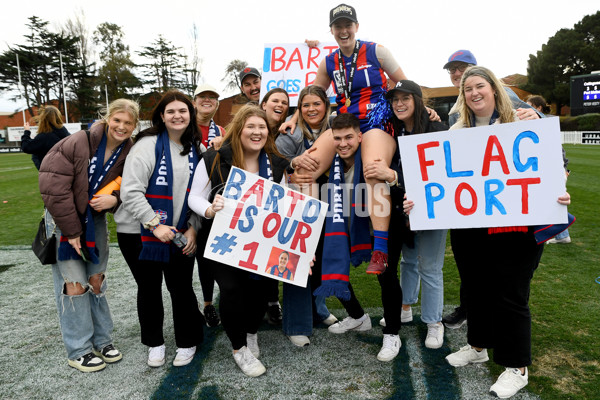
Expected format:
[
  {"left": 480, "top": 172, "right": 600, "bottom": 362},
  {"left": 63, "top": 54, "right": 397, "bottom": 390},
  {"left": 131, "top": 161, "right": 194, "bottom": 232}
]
[{"left": 0, "top": 146, "right": 599, "bottom": 399}]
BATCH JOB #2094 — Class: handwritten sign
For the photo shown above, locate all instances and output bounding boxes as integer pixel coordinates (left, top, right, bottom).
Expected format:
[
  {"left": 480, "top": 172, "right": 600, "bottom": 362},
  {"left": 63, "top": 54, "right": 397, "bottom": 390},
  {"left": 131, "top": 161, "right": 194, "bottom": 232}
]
[
  {"left": 261, "top": 42, "right": 338, "bottom": 106},
  {"left": 204, "top": 167, "right": 327, "bottom": 287},
  {"left": 398, "top": 117, "right": 568, "bottom": 230},
  {"left": 9, "top": 123, "right": 80, "bottom": 141}
]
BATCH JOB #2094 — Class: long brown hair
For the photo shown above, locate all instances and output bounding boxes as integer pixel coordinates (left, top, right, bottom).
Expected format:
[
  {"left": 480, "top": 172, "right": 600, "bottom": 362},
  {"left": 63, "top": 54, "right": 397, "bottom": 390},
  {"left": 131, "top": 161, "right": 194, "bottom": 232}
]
[
  {"left": 297, "top": 85, "right": 331, "bottom": 140},
  {"left": 211, "top": 105, "right": 283, "bottom": 181},
  {"left": 35, "top": 106, "right": 64, "bottom": 134}
]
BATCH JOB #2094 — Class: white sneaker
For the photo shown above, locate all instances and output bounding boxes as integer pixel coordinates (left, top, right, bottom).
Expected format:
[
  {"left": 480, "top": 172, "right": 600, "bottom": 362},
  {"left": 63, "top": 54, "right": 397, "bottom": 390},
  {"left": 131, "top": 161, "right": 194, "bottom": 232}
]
[
  {"left": 379, "top": 317, "right": 386, "bottom": 327},
  {"left": 328, "top": 314, "right": 372, "bottom": 334},
  {"left": 377, "top": 334, "right": 401, "bottom": 362},
  {"left": 401, "top": 307, "right": 413, "bottom": 323},
  {"left": 322, "top": 313, "right": 338, "bottom": 326},
  {"left": 490, "top": 367, "right": 528, "bottom": 398},
  {"left": 233, "top": 346, "right": 266, "bottom": 377},
  {"left": 446, "top": 344, "right": 489, "bottom": 367},
  {"left": 148, "top": 344, "right": 166, "bottom": 367},
  {"left": 246, "top": 333, "right": 259, "bottom": 358},
  {"left": 546, "top": 236, "right": 571, "bottom": 244},
  {"left": 173, "top": 346, "right": 196, "bottom": 366},
  {"left": 425, "top": 322, "right": 444, "bottom": 349},
  {"left": 288, "top": 335, "right": 310, "bottom": 347}
]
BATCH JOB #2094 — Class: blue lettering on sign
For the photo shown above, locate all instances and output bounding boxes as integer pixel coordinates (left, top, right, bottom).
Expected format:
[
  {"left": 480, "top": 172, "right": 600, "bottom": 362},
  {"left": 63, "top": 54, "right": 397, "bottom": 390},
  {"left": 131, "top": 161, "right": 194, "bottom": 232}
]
[
  {"left": 266, "top": 79, "right": 301, "bottom": 94},
  {"left": 238, "top": 205, "right": 258, "bottom": 232},
  {"left": 513, "top": 130, "right": 539, "bottom": 172},
  {"left": 302, "top": 199, "right": 321, "bottom": 223},
  {"left": 223, "top": 169, "right": 247, "bottom": 200},
  {"left": 278, "top": 218, "right": 299, "bottom": 244},
  {"left": 484, "top": 179, "right": 506, "bottom": 215},
  {"left": 443, "top": 141, "right": 474, "bottom": 178},
  {"left": 263, "top": 48, "right": 271, "bottom": 73},
  {"left": 424, "top": 182, "right": 445, "bottom": 219},
  {"left": 265, "top": 184, "right": 285, "bottom": 213}
]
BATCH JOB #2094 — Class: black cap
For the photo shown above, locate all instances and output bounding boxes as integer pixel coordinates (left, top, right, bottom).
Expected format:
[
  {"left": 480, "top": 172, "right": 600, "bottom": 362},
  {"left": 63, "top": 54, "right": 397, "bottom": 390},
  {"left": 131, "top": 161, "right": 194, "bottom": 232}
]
[
  {"left": 239, "top": 67, "right": 261, "bottom": 83},
  {"left": 329, "top": 4, "right": 358, "bottom": 26},
  {"left": 386, "top": 80, "right": 422, "bottom": 99}
]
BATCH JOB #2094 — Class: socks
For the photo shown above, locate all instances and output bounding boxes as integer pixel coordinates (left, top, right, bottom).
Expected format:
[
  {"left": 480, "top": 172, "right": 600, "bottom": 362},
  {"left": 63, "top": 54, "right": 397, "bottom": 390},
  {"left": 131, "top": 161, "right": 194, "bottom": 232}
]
[{"left": 373, "top": 230, "right": 388, "bottom": 253}]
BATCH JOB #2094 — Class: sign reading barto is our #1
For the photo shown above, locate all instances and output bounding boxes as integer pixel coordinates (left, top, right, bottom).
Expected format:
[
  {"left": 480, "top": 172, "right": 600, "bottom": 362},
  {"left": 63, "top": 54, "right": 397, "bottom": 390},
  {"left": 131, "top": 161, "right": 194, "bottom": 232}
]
[
  {"left": 204, "top": 167, "right": 327, "bottom": 287},
  {"left": 398, "top": 117, "right": 568, "bottom": 230}
]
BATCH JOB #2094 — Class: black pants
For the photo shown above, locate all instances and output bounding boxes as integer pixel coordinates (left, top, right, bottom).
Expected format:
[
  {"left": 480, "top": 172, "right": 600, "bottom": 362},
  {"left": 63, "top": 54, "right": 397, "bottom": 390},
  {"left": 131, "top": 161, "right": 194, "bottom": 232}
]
[
  {"left": 117, "top": 233, "right": 204, "bottom": 348},
  {"left": 196, "top": 223, "right": 217, "bottom": 303},
  {"left": 453, "top": 228, "right": 537, "bottom": 367},
  {"left": 378, "top": 208, "right": 405, "bottom": 335},
  {"left": 208, "top": 259, "right": 268, "bottom": 350}
]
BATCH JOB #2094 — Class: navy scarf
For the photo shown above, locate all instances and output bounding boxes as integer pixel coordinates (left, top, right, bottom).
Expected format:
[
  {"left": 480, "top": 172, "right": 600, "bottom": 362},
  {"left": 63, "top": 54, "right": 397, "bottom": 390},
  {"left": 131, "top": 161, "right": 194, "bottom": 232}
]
[
  {"left": 58, "top": 133, "right": 125, "bottom": 263},
  {"left": 313, "top": 148, "right": 371, "bottom": 300},
  {"left": 207, "top": 119, "right": 221, "bottom": 146},
  {"left": 139, "top": 131, "right": 199, "bottom": 262}
]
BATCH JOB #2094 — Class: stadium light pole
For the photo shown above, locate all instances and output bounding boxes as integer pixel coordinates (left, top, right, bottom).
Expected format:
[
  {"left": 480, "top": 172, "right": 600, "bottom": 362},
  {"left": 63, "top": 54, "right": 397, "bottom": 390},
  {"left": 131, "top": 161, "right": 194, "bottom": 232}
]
[
  {"left": 59, "top": 52, "right": 69, "bottom": 123},
  {"left": 15, "top": 53, "right": 26, "bottom": 125}
]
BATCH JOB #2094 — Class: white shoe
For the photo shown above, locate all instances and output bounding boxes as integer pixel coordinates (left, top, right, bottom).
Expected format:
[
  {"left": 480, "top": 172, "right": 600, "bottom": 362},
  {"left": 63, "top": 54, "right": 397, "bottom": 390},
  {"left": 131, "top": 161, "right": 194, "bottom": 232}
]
[
  {"left": 490, "top": 367, "right": 528, "bottom": 398},
  {"left": 379, "top": 317, "right": 386, "bottom": 327},
  {"left": 288, "top": 335, "right": 310, "bottom": 347},
  {"left": 446, "top": 344, "right": 489, "bottom": 367},
  {"left": 322, "top": 313, "right": 338, "bottom": 326},
  {"left": 401, "top": 307, "right": 413, "bottom": 323},
  {"left": 173, "top": 346, "right": 196, "bottom": 367},
  {"left": 377, "top": 334, "right": 401, "bottom": 362},
  {"left": 328, "top": 314, "right": 372, "bottom": 334},
  {"left": 246, "top": 333, "right": 259, "bottom": 358},
  {"left": 233, "top": 346, "right": 266, "bottom": 377},
  {"left": 425, "top": 322, "right": 444, "bottom": 349},
  {"left": 147, "top": 344, "right": 166, "bottom": 367},
  {"left": 546, "top": 236, "right": 571, "bottom": 244}
]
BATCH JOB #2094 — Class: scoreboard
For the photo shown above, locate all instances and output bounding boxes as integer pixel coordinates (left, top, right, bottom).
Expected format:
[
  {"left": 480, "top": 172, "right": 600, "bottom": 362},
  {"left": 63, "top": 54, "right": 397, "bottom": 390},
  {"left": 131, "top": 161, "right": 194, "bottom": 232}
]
[{"left": 570, "top": 73, "right": 600, "bottom": 116}]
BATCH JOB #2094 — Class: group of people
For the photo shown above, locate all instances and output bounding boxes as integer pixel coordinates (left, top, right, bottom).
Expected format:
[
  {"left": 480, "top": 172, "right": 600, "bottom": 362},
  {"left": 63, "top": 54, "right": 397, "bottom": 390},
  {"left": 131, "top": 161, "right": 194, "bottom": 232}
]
[{"left": 27, "top": 3, "right": 572, "bottom": 399}]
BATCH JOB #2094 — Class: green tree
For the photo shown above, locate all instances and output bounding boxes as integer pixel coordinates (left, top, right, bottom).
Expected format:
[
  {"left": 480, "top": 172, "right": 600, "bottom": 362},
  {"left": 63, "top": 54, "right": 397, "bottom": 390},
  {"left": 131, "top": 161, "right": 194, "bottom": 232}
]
[
  {"left": 63, "top": 9, "right": 98, "bottom": 121},
  {"left": 222, "top": 59, "right": 248, "bottom": 93},
  {"left": 524, "top": 11, "right": 600, "bottom": 112},
  {"left": 0, "top": 16, "right": 79, "bottom": 118},
  {"left": 138, "top": 35, "right": 186, "bottom": 93},
  {"left": 93, "top": 22, "right": 141, "bottom": 101}
]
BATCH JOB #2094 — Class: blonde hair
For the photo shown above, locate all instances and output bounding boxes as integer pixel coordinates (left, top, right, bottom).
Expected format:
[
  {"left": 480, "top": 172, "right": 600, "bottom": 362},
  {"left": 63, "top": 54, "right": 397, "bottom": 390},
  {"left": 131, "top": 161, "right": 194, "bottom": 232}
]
[
  {"left": 457, "top": 66, "right": 514, "bottom": 128},
  {"left": 35, "top": 106, "right": 64, "bottom": 134},
  {"left": 94, "top": 98, "right": 140, "bottom": 130}
]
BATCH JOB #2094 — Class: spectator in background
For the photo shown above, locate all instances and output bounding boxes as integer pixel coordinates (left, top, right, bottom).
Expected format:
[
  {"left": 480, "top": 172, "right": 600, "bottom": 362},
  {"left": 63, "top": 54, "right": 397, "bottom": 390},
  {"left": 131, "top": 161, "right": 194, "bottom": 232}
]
[
  {"left": 21, "top": 105, "right": 70, "bottom": 170},
  {"left": 239, "top": 67, "right": 262, "bottom": 103},
  {"left": 193, "top": 83, "right": 225, "bottom": 328}
]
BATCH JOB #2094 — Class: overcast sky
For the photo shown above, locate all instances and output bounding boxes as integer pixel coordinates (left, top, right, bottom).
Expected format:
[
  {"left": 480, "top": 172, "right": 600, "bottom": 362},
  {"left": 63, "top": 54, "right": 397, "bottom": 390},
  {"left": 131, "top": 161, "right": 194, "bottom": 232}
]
[{"left": 1, "top": 0, "right": 598, "bottom": 112}]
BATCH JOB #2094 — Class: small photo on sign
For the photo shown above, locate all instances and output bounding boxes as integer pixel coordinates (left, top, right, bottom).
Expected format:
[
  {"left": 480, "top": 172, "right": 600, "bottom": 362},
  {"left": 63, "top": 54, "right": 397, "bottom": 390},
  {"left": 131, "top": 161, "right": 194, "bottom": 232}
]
[{"left": 265, "top": 247, "right": 299, "bottom": 281}]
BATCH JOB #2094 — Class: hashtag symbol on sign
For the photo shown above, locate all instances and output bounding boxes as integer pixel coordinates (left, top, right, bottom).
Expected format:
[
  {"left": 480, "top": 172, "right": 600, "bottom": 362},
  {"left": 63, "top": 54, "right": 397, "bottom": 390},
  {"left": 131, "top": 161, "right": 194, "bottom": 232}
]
[{"left": 210, "top": 233, "right": 238, "bottom": 255}]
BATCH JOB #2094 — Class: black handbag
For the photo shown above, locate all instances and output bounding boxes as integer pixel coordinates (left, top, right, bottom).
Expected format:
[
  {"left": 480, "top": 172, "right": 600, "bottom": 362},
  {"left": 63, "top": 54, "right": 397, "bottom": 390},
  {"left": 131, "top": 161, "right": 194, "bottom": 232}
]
[{"left": 32, "top": 216, "right": 56, "bottom": 265}]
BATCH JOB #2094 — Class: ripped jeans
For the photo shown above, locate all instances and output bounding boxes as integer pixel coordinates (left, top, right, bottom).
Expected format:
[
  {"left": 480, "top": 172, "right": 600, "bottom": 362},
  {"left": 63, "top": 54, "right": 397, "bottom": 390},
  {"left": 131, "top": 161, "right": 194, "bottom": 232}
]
[{"left": 47, "top": 210, "right": 114, "bottom": 360}]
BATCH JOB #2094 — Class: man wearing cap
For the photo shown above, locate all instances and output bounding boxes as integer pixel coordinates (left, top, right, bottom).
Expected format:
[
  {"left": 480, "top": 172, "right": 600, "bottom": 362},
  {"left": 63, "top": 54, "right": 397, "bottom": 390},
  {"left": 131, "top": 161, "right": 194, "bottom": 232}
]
[
  {"left": 239, "top": 67, "right": 262, "bottom": 103},
  {"left": 441, "top": 50, "right": 545, "bottom": 331},
  {"left": 444, "top": 50, "right": 543, "bottom": 127}
]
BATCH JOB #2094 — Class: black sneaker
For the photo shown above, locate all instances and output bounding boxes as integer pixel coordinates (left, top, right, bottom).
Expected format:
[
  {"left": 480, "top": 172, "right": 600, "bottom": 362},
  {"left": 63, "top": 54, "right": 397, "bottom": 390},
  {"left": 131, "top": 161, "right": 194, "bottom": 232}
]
[
  {"left": 68, "top": 352, "right": 106, "bottom": 372},
  {"left": 442, "top": 307, "right": 467, "bottom": 329},
  {"left": 93, "top": 344, "right": 122, "bottom": 363},
  {"left": 267, "top": 304, "right": 282, "bottom": 325},
  {"left": 204, "top": 304, "right": 221, "bottom": 327}
]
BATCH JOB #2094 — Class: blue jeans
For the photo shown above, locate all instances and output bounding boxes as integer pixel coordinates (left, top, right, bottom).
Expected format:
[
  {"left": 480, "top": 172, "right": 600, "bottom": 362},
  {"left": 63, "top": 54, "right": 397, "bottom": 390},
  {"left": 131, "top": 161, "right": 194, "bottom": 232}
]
[
  {"left": 48, "top": 211, "right": 114, "bottom": 360},
  {"left": 555, "top": 228, "right": 570, "bottom": 240},
  {"left": 282, "top": 281, "right": 313, "bottom": 336},
  {"left": 401, "top": 229, "right": 447, "bottom": 324}
]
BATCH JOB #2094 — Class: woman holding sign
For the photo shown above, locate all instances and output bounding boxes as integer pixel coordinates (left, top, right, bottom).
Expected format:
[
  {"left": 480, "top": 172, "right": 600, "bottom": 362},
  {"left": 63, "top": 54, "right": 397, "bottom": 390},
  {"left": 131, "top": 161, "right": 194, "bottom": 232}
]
[
  {"left": 38, "top": 99, "right": 138, "bottom": 372},
  {"left": 405, "top": 66, "right": 570, "bottom": 398},
  {"left": 188, "top": 104, "right": 289, "bottom": 377},
  {"left": 116, "top": 90, "right": 204, "bottom": 368}
]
